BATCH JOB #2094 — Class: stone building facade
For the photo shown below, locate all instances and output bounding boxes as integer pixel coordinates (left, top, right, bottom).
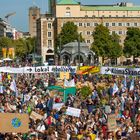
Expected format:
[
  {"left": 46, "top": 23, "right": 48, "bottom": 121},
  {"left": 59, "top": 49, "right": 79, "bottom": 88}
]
[
  {"left": 36, "top": 0, "right": 140, "bottom": 64},
  {"left": 37, "top": 15, "right": 55, "bottom": 62}
]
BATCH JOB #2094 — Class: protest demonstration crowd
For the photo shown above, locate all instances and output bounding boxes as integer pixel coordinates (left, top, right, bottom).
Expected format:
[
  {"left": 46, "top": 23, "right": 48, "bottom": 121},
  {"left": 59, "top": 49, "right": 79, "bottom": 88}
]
[{"left": 0, "top": 62, "right": 139, "bottom": 140}]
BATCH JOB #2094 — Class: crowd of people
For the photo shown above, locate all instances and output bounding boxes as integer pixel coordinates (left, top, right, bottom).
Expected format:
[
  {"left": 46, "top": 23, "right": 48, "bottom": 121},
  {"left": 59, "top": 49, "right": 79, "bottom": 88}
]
[{"left": 0, "top": 67, "right": 139, "bottom": 140}]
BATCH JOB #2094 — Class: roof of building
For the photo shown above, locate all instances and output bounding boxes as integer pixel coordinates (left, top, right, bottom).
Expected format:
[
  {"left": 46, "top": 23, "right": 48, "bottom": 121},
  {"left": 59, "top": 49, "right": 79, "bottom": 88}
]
[
  {"left": 57, "top": 0, "right": 79, "bottom": 5},
  {"left": 81, "top": 5, "right": 140, "bottom": 11},
  {"left": 63, "top": 42, "right": 88, "bottom": 47}
]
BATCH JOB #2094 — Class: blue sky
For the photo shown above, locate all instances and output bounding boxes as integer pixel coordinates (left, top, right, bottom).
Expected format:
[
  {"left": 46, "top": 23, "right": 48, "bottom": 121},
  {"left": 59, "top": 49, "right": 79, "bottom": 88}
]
[{"left": 0, "top": 0, "right": 140, "bottom": 32}]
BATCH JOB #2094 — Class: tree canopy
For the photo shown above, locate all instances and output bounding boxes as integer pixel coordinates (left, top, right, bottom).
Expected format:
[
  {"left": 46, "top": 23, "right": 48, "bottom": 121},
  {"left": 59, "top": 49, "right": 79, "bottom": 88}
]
[
  {"left": 91, "top": 24, "right": 122, "bottom": 60},
  {"left": 56, "top": 21, "right": 84, "bottom": 51},
  {"left": 0, "top": 37, "right": 36, "bottom": 59},
  {"left": 123, "top": 27, "right": 140, "bottom": 59}
]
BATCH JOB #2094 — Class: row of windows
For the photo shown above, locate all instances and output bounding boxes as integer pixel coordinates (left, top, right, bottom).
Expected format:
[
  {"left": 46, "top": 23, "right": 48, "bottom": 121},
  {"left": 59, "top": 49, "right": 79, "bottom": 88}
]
[
  {"left": 79, "top": 30, "right": 127, "bottom": 36},
  {"left": 92, "top": 15, "right": 140, "bottom": 18},
  {"left": 86, "top": 39, "right": 124, "bottom": 44},
  {"left": 65, "top": 14, "right": 140, "bottom": 18},
  {"left": 104, "top": 22, "right": 138, "bottom": 27},
  {"left": 111, "top": 30, "right": 127, "bottom": 35},
  {"left": 75, "top": 22, "right": 140, "bottom": 27}
]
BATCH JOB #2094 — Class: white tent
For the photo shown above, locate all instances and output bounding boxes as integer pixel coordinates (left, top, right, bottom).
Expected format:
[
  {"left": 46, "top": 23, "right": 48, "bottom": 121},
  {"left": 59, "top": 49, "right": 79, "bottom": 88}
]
[{"left": 3, "top": 58, "right": 12, "bottom": 61}]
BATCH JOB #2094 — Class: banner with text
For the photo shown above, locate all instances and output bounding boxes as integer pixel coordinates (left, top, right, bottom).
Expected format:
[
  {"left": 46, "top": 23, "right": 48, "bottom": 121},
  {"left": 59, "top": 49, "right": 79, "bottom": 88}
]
[
  {"left": 100, "top": 67, "right": 140, "bottom": 76},
  {"left": 0, "top": 66, "right": 77, "bottom": 74}
]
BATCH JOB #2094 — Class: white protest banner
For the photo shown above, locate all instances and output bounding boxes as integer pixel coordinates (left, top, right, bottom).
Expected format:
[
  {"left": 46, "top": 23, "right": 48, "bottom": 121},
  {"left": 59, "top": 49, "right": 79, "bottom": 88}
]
[
  {"left": 0, "top": 66, "right": 77, "bottom": 74},
  {"left": 66, "top": 107, "right": 81, "bottom": 117},
  {"left": 30, "top": 111, "right": 43, "bottom": 121},
  {"left": 53, "top": 103, "right": 64, "bottom": 111},
  {"left": 100, "top": 66, "right": 140, "bottom": 76}
]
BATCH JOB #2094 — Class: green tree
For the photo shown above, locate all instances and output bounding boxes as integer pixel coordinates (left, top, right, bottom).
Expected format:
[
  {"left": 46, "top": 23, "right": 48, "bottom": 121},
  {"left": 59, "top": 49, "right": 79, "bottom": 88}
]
[
  {"left": 14, "top": 38, "right": 27, "bottom": 58},
  {"left": 14, "top": 37, "right": 36, "bottom": 59},
  {"left": 91, "top": 24, "right": 122, "bottom": 62},
  {"left": 123, "top": 27, "right": 140, "bottom": 61},
  {"left": 109, "top": 32, "right": 122, "bottom": 59},
  {"left": 56, "top": 21, "right": 84, "bottom": 52},
  {"left": 25, "top": 37, "right": 36, "bottom": 54}
]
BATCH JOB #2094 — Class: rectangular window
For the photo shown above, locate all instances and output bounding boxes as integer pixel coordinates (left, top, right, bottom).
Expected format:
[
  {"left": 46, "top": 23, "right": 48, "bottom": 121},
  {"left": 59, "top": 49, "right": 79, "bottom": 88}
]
[
  {"left": 127, "top": 23, "right": 130, "bottom": 26},
  {"left": 112, "top": 23, "right": 115, "bottom": 26},
  {"left": 87, "top": 23, "right": 90, "bottom": 26},
  {"left": 119, "top": 31, "right": 122, "bottom": 34},
  {"left": 87, "top": 40, "right": 91, "bottom": 43},
  {"left": 65, "top": 12, "right": 71, "bottom": 17},
  {"left": 134, "top": 23, "right": 138, "bottom": 26},
  {"left": 48, "top": 32, "right": 52, "bottom": 37},
  {"left": 105, "top": 23, "right": 109, "bottom": 27},
  {"left": 94, "top": 23, "right": 98, "bottom": 26},
  {"left": 87, "top": 31, "right": 91, "bottom": 35},
  {"left": 79, "top": 23, "right": 82, "bottom": 26},
  {"left": 48, "top": 40, "right": 52, "bottom": 47},
  {"left": 118, "top": 23, "right": 122, "bottom": 26},
  {"left": 112, "top": 31, "right": 116, "bottom": 34},
  {"left": 48, "top": 23, "right": 51, "bottom": 29}
]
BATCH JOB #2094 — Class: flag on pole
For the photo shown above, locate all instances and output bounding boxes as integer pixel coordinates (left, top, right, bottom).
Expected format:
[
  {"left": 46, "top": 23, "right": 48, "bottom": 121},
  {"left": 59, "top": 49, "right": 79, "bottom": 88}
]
[
  {"left": 0, "top": 85, "right": 3, "bottom": 94},
  {"left": 129, "top": 78, "right": 134, "bottom": 91},
  {"left": 122, "top": 76, "right": 127, "bottom": 92},
  {"left": 10, "top": 79, "right": 18, "bottom": 96},
  {"left": 112, "top": 83, "right": 119, "bottom": 96}
]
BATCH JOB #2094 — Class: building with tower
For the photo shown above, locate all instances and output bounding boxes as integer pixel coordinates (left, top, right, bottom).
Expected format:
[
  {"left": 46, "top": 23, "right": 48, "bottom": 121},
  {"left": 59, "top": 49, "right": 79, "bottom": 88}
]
[
  {"left": 36, "top": 0, "right": 140, "bottom": 64},
  {"left": 29, "top": 6, "right": 40, "bottom": 37}
]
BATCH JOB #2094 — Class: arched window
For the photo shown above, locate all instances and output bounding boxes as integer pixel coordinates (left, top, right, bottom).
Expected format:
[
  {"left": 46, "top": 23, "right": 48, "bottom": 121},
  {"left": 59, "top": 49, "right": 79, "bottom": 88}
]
[
  {"left": 47, "top": 49, "right": 53, "bottom": 53},
  {"left": 66, "top": 7, "right": 70, "bottom": 10}
]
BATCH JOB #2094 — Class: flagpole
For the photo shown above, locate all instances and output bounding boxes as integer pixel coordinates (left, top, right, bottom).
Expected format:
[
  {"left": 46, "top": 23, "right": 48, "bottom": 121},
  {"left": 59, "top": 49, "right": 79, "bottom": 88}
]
[{"left": 63, "top": 72, "right": 66, "bottom": 103}]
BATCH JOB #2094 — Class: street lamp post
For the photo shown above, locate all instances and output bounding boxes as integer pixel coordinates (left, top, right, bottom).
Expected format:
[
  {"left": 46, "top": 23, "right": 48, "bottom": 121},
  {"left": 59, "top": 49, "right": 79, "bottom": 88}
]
[
  {"left": 78, "top": 33, "right": 81, "bottom": 69},
  {"left": 59, "top": 37, "right": 61, "bottom": 65}
]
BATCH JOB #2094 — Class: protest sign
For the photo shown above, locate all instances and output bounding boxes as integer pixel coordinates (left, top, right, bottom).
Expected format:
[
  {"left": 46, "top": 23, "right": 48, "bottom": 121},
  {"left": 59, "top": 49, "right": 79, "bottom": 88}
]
[
  {"left": 77, "top": 66, "right": 100, "bottom": 75},
  {"left": 66, "top": 107, "right": 81, "bottom": 117},
  {"left": 53, "top": 103, "right": 64, "bottom": 111},
  {"left": 108, "top": 114, "right": 117, "bottom": 131},
  {"left": 60, "top": 72, "right": 70, "bottom": 80},
  {"left": 105, "top": 105, "right": 111, "bottom": 114},
  {"left": 0, "top": 113, "right": 29, "bottom": 133},
  {"left": 30, "top": 111, "right": 43, "bottom": 121}
]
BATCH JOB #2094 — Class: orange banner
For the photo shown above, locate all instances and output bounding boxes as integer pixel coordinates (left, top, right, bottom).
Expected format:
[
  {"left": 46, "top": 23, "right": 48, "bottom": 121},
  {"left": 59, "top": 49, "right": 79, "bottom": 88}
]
[{"left": 2, "top": 48, "right": 7, "bottom": 58}]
